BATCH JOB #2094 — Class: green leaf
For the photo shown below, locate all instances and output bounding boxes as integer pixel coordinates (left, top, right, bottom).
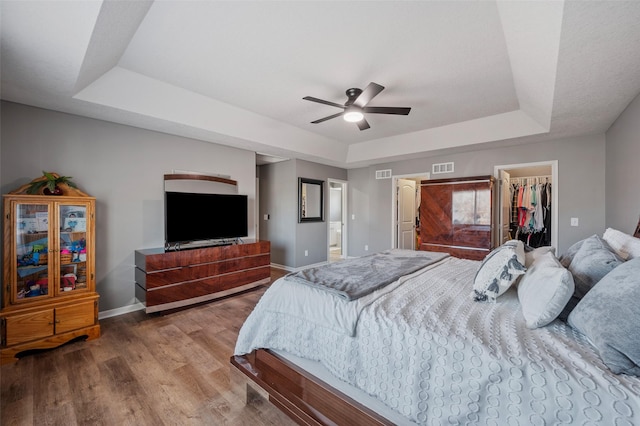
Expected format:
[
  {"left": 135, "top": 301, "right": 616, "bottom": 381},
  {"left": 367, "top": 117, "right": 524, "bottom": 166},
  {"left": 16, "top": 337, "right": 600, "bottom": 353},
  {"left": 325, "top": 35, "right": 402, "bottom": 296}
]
[{"left": 26, "top": 181, "right": 46, "bottom": 195}]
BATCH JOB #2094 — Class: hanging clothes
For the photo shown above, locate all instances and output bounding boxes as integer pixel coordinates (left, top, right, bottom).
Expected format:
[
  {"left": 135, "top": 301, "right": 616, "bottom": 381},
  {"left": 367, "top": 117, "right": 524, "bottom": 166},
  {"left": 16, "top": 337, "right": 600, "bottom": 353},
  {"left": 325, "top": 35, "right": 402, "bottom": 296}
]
[{"left": 509, "top": 177, "right": 552, "bottom": 248}]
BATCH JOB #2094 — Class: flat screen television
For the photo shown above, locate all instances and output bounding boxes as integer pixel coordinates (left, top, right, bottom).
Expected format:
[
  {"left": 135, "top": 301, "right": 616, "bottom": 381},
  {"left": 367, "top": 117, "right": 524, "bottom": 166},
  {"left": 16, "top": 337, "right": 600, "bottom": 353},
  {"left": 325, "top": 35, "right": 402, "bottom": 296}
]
[{"left": 165, "top": 191, "right": 248, "bottom": 247}]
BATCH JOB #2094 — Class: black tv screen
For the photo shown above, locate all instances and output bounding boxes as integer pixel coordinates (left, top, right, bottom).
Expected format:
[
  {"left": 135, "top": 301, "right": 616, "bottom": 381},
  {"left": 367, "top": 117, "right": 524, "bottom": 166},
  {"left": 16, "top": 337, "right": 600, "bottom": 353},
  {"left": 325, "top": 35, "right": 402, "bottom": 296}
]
[{"left": 165, "top": 191, "right": 248, "bottom": 245}]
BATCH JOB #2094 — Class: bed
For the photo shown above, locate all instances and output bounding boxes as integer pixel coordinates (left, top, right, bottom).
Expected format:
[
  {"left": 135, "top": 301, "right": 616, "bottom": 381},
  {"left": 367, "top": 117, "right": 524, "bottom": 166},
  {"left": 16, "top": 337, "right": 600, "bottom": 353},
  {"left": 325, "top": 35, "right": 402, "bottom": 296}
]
[{"left": 231, "top": 236, "right": 640, "bottom": 425}]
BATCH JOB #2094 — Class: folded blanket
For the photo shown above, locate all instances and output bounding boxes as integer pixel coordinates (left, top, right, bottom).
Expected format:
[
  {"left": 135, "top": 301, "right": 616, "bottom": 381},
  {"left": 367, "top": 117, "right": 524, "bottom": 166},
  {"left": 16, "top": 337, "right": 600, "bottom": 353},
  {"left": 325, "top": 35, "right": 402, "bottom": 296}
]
[{"left": 285, "top": 249, "right": 449, "bottom": 300}]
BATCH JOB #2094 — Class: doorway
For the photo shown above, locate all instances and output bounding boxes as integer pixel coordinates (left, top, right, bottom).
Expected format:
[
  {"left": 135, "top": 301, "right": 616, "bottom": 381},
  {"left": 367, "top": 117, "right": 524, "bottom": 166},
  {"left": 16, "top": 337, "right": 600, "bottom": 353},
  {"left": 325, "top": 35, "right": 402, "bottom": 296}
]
[
  {"left": 328, "top": 179, "right": 347, "bottom": 262},
  {"left": 391, "top": 172, "right": 430, "bottom": 249},
  {"left": 494, "top": 161, "right": 558, "bottom": 249}
]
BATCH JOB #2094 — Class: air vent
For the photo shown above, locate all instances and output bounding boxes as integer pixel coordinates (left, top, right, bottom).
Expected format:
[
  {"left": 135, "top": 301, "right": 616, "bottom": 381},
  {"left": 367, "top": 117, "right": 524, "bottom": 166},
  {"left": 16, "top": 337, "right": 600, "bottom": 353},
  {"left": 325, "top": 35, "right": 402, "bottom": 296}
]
[
  {"left": 375, "top": 169, "right": 392, "bottom": 179},
  {"left": 432, "top": 162, "right": 454, "bottom": 175}
]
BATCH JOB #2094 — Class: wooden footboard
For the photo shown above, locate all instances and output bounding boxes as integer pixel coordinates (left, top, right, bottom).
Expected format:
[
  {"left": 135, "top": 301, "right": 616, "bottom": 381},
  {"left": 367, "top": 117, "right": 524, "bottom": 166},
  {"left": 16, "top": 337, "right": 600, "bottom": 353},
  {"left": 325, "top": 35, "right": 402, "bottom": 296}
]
[{"left": 230, "top": 349, "right": 394, "bottom": 426}]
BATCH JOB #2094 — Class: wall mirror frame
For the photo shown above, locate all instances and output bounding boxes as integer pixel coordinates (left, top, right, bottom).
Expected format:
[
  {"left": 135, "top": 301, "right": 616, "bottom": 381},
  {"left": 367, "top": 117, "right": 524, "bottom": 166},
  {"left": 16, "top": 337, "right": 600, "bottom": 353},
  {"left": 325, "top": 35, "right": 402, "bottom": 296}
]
[{"left": 299, "top": 178, "right": 324, "bottom": 223}]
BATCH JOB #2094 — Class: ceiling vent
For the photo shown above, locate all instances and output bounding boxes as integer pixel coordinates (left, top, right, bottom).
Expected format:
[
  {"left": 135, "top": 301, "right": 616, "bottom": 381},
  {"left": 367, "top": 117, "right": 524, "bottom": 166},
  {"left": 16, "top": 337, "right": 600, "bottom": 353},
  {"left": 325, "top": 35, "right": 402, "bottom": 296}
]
[
  {"left": 432, "top": 162, "right": 454, "bottom": 175},
  {"left": 375, "top": 169, "right": 392, "bottom": 179}
]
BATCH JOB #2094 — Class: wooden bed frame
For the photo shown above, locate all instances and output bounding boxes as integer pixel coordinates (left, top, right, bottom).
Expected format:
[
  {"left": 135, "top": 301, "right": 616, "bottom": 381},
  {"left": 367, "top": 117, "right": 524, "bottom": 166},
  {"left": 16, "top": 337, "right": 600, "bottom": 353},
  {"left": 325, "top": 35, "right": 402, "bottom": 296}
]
[
  {"left": 230, "top": 349, "right": 394, "bottom": 426},
  {"left": 231, "top": 223, "right": 640, "bottom": 425}
]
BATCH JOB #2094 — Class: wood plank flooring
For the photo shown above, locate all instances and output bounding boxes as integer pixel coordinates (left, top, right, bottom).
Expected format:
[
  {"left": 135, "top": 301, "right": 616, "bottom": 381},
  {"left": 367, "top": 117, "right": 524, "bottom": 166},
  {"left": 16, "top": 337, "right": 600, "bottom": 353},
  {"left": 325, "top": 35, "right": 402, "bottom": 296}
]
[{"left": 1, "top": 268, "right": 297, "bottom": 426}]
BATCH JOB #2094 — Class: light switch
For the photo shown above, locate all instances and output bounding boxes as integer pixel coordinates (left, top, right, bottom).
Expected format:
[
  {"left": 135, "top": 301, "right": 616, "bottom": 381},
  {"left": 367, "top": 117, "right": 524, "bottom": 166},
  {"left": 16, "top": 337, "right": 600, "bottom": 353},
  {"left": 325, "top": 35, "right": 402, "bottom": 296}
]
[{"left": 571, "top": 217, "right": 579, "bottom": 227}]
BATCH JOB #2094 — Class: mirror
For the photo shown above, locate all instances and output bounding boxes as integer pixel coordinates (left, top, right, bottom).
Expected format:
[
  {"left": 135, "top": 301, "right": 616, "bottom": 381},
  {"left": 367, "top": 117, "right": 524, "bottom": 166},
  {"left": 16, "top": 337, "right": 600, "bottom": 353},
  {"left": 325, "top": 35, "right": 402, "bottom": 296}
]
[{"left": 299, "top": 178, "right": 324, "bottom": 222}]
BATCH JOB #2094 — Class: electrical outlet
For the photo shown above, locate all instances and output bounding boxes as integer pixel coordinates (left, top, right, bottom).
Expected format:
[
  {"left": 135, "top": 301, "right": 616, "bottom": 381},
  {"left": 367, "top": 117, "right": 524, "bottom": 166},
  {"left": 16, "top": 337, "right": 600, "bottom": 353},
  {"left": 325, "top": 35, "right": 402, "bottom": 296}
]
[
  {"left": 352, "top": 214, "right": 355, "bottom": 220},
  {"left": 571, "top": 217, "right": 579, "bottom": 227},
  {"left": 365, "top": 245, "right": 368, "bottom": 251},
  {"left": 304, "top": 250, "right": 308, "bottom": 256}
]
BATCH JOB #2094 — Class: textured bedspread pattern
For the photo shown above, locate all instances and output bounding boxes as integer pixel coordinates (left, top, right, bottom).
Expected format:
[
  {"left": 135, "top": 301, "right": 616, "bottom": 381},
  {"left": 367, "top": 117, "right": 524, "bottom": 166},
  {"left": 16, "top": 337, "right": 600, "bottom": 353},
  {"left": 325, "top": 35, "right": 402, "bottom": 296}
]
[
  {"left": 285, "top": 249, "right": 448, "bottom": 300},
  {"left": 236, "top": 257, "right": 640, "bottom": 425}
]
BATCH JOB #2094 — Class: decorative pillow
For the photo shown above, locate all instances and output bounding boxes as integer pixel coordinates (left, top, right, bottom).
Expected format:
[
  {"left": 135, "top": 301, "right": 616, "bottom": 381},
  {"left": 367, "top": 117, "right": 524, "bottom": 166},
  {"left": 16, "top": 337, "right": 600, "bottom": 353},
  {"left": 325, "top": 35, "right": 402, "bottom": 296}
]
[
  {"left": 473, "top": 240, "right": 526, "bottom": 302},
  {"left": 568, "top": 235, "right": 623, "bottom": 299},
  {"left": 524, "top": 245, "right": 556, "bottom": 268},
  {"left": 603, "top": 227, "right": 640, "bottom": 261},
  {"left": 558, "top": 238, "right": 585, "bottom": 268},
  {"left": 558, "top": 234, "right": 623, "bottom": 320},
  {"left": 517, "top": 252, "right": 574, "bottom": 329},
  {"left": 568, "top": 257, "right": 640, "bottom": 376}
]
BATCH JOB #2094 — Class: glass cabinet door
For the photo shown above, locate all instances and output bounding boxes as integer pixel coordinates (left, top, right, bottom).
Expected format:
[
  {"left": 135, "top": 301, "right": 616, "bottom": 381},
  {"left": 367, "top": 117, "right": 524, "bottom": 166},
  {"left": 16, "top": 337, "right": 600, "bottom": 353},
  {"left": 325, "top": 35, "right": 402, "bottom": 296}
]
[
  {"left": 57, "top": 204, "right": 89, "bottom": 295},
  {"left": 14, "top": 203, "right": 52, "bottom": 303}
]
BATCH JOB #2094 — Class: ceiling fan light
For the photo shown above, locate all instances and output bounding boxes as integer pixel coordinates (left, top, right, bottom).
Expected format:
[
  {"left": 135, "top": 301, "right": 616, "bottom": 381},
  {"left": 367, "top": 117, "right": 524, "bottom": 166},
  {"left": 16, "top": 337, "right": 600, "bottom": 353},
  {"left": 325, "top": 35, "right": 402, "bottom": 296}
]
[{"left": 343, "top": 109, "right": 364, "bottom": 122}]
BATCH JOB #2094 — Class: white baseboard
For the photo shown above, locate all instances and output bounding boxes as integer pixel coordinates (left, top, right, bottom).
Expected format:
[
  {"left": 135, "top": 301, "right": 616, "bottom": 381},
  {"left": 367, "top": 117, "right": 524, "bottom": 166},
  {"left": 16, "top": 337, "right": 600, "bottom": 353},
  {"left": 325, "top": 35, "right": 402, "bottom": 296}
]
[
  {"left": 98, "top": 302, "right": 145, "bottom": 320},
  {"left": 271, "top": 261, "right": 328, "bottom": 273},
  {"left": 270, "top": 262, "right": 294, "bottom": 272}
]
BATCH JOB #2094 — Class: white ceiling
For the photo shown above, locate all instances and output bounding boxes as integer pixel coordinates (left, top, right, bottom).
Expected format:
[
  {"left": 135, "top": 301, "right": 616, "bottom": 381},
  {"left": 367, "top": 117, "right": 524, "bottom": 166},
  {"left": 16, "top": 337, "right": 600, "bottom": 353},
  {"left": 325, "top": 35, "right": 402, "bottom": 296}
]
[{"left": 2, "top": 1, "right": 640, "bottom": 168}]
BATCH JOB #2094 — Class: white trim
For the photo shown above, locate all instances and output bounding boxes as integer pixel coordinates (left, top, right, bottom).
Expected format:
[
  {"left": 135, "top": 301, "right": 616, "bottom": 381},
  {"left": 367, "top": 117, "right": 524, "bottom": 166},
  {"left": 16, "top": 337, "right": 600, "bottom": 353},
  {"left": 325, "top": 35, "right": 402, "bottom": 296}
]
[
  {"left": 271, "top": 261, "right": 328, "bottom": 273},
  {"left": 270, "top": 262, "right": 294, "bottom": 272},
  {"left": 327, "top": 178, "right": 348, "bottom": 262},
  {"left": 493, "top": 160, "right": 558, "bottom": 249},
  {"left": 98, "top": 302, "right": 145, "bottom": 320},
  {"left": 391, "top": 172, "right": 430, "bottom": 249}
]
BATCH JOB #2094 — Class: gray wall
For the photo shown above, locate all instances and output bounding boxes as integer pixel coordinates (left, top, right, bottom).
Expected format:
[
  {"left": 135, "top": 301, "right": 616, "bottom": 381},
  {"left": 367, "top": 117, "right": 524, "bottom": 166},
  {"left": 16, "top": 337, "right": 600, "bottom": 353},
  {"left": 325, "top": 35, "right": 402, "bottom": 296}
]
[
  {"left": 347, "top": 134, "right": 607, "bottom": 257},
  {"left": 3, "top": 97, "right": 631, "bottom": 312},
  {"left": 258, "top": 160, "right": 296, "bottom": 267},
  {"left": 605, "top": 92, "right": 640, "bottom": 233},
  {"left": 259, "top": 158, "right": 347, "bottom": 268},
  {"left": 1, "top": 101, "right": 257, "bottom": 313},
  {"left": 329, "top": 186, "right": 342, "bottom": 222},
  {"left": 294, "top": 159, "right": 347, "bottom": 267}
]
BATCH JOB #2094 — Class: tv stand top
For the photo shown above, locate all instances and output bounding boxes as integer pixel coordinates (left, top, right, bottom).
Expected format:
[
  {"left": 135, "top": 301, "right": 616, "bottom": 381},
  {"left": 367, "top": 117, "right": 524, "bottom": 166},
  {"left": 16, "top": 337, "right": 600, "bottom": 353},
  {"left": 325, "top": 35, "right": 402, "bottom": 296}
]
[
  {"left": 138, "top": 239, "right": 260, "bottom": 255},
  {"left": 165, "top": 238, "right": 244, "bottom": 252}
]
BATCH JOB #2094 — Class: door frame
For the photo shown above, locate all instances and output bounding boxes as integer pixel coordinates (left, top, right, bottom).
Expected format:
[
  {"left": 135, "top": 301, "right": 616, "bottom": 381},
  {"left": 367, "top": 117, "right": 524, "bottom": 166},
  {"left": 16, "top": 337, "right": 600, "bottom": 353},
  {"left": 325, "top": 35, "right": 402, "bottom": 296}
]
[
  {"left": 327, "top": 179, "right": 348, "bottom": 261},
  {"left": 391, "top": 172, "right": 430, "bottom": 249},
  {"left": 493, "top": 160, "right": 558, "bottom": 249}
]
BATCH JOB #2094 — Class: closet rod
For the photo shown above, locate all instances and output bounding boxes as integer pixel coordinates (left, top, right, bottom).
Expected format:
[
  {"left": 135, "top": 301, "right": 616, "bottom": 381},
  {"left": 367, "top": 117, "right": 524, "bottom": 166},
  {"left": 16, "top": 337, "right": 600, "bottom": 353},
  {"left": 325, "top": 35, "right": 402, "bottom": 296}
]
[{"left": 509, "top": 175, "right": 552, "bottom": 183}]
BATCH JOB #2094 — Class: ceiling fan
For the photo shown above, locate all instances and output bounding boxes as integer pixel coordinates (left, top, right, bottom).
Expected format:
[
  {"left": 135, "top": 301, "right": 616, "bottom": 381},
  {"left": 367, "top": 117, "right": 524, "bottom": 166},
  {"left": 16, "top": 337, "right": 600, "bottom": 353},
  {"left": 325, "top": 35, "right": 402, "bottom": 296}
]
[{"left": 303, "top": 82, "right": 411, "bottom": 131}]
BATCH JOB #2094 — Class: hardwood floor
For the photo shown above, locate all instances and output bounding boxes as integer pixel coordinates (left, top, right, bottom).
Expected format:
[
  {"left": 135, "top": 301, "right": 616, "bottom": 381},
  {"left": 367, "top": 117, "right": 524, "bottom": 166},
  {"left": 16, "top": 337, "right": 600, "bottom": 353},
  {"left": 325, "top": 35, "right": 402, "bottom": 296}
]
[{"left": 1, "top": 268, "right": 297, "bottom": 426}]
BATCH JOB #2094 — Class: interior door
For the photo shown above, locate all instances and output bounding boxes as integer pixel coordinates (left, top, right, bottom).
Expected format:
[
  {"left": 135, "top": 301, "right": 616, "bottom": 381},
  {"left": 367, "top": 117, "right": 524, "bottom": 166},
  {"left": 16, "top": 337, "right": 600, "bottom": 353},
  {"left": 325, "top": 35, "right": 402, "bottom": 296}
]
[
  {"left": 499, "top": 169, "right": 511, "bottom": 244},
  {"left": 397, "top": 179, "right": 417, "bottom": 250}
]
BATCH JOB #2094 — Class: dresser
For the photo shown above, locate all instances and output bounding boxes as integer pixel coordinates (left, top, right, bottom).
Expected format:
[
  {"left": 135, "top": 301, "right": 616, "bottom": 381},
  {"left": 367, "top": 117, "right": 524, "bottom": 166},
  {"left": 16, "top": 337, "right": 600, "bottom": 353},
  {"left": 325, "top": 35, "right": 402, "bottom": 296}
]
[
  {"left": 135, "top": 241, "right": 270, "bottom": 313},
  {"left": 419, "top": 175, "right": 495, "bottom": 260}
]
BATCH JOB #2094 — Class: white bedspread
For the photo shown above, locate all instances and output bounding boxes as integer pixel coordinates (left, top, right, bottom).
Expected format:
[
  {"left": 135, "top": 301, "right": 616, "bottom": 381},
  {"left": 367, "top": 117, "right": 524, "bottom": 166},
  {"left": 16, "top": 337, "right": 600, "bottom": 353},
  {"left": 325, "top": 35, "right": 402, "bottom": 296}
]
[{"left": 235, "top": 257, "right": 640, "bottom": 425}]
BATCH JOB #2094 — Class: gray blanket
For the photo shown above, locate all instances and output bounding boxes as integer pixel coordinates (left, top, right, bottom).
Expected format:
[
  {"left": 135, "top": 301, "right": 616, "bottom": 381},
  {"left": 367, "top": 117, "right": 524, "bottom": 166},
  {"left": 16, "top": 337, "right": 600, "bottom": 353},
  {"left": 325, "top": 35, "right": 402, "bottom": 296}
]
[{"left": 285, "top": 249, "right": 449, "bottom": 300}]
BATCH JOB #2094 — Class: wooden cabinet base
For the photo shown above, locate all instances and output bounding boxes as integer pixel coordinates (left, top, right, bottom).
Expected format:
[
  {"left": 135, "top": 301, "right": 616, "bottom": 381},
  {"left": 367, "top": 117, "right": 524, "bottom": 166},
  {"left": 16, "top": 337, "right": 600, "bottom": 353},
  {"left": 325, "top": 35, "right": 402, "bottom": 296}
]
[{"left": 0, "top": 324, "right": 100, "bottom": 365}]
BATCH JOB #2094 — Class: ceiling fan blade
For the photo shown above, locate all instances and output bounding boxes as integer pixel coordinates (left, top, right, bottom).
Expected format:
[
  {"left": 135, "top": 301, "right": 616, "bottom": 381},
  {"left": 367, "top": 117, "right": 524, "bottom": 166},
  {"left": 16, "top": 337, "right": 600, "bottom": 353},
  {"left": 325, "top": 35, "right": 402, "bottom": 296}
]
[
  {"left": 311, "top": 111, "right": 344, "bottom": 124},
  {"left": 303, "top": 96, "right": 345, "bottom": 109},
  {"left": 363, "top": 106, "right": 411, "bottom": 115},
  {"left": 353, "top": 82, "right": 385, "bottom": 107},
  {"left": 357, "top": 118, "right": 371, "bottom": 131}
]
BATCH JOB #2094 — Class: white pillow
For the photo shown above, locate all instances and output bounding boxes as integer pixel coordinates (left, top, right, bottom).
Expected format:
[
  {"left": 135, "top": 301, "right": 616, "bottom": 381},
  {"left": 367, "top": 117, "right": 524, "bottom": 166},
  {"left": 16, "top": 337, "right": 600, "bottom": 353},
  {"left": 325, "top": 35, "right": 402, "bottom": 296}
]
[
  {"left": 518, "top": 252, "right": 575, "bottom": 329},
  {"left": 524, "top": 246, "right": 556, "bottom": 268},
  {"left": 602, "top": 228, "right": 640, "bottom": 260},
  {"left": 473, "top": 240, "right": 526, "bottom": 302}
]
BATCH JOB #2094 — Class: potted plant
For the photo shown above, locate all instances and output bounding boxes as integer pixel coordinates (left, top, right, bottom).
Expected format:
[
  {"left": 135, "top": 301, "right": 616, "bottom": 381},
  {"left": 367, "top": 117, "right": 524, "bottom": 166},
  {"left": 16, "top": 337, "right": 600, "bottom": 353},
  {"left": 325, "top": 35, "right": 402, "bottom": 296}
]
[{"left": 26, "top": 171, "right": 78, "bottom": 195}]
